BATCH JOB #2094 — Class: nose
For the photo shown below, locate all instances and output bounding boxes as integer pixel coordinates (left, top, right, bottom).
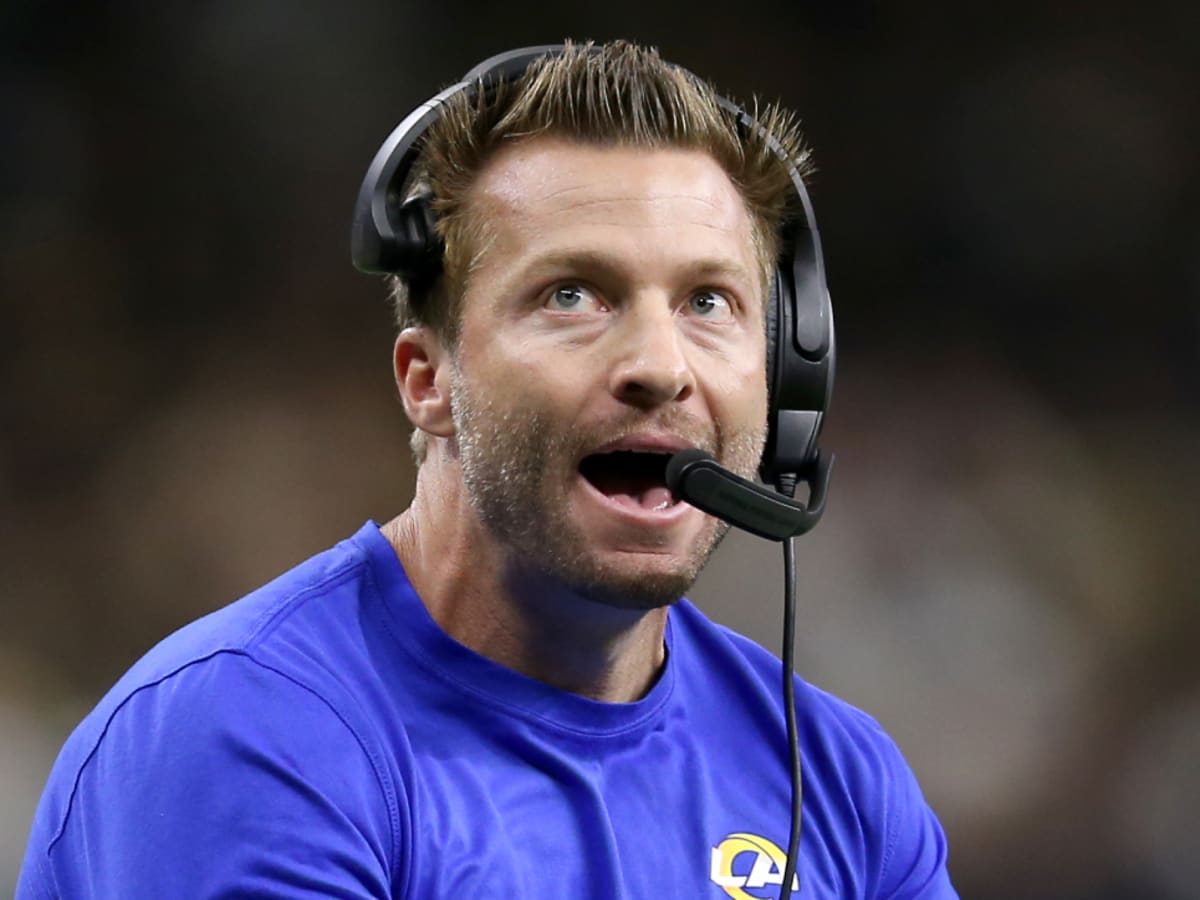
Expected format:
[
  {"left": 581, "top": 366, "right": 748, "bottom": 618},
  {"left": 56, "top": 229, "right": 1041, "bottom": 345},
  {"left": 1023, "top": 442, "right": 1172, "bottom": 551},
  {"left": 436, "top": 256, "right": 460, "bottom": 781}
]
[{"left": 608, "top": 301, "right": 696, "bottom": 410}]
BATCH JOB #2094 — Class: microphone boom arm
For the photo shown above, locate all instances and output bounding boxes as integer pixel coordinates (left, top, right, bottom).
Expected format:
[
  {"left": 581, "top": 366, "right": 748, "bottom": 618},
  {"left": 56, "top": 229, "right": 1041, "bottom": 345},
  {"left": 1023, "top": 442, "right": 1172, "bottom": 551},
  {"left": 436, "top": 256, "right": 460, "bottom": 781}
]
[{"left": 665, "top": 449, "right": 833, "bottom": 541}]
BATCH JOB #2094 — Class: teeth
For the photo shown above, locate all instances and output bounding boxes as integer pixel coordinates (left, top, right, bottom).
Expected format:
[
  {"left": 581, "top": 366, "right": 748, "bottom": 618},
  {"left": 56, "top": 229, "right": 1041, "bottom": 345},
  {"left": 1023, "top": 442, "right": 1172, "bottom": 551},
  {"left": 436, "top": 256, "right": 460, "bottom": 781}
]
[{"left": 643, "top": 487, "right": 674, "bottom": 512}]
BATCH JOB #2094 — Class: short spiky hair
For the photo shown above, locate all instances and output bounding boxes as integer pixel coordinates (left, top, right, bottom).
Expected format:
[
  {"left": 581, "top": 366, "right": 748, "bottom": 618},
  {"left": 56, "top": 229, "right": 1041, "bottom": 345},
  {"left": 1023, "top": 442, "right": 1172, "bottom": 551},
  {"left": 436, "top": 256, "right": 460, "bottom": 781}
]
[{"left": 387, "top": 39, "right": 811, "bottom": 345}]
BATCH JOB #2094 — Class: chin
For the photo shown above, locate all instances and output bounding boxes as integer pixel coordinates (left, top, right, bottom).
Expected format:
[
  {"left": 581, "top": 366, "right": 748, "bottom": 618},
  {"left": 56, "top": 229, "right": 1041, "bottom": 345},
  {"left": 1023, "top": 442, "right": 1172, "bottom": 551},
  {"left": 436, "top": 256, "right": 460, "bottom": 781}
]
[
  {"left": 562, "top": 525, "right": 731, "bottom": 611},
  {"left": 573, "top": 569, "right": 694, "bottom": 611}
]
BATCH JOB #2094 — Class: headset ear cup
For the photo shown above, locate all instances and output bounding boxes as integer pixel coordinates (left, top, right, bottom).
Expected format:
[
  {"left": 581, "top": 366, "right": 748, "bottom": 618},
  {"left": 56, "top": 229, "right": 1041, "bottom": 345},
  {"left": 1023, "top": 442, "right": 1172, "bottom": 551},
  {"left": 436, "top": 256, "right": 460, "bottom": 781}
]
[
  {"left": 765, "top": 270, "right": 781, "bottom": 395},
  {"left": 764, "top": 268, "right": 782, "bottom": 432}
]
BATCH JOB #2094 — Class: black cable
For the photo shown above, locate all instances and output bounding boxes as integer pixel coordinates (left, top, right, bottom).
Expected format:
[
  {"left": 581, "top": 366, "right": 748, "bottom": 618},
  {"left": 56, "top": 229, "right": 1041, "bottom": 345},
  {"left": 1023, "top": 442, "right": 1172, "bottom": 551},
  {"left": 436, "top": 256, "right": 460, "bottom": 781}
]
[
  {"left": 780, "top": 535, "right": 802, "bottom": 896},
  {"left": 774, "top": 471, "right": 803, "bottom": 897}
]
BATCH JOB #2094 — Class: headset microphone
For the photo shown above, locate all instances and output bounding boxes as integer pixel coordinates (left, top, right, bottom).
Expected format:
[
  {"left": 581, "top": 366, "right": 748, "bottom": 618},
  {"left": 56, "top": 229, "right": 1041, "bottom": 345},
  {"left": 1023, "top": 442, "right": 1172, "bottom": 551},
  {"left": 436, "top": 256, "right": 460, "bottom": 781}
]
[{"left": 665, "top": 449, "right": 833, "bottom": 541}]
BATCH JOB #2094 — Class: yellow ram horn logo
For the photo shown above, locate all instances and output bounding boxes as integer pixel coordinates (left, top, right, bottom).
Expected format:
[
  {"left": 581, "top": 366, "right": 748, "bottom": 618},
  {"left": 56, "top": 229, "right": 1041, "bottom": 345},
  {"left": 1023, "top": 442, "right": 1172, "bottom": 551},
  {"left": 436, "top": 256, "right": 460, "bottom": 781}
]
[{"left": 709, "top": 832, "right": 799, "bottom": 898}]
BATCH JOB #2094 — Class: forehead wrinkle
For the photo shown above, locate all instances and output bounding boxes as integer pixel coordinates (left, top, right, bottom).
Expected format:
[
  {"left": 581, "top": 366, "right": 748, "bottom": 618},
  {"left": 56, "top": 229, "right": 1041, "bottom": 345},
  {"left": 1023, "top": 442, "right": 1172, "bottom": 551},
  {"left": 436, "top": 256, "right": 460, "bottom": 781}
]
[
  {"left": 535, "top": 189, "right": 726, "bottom": 211},
  {"left": 533, "top": 191, "right": 746, "bottom": 239},
  {"left": 538, "top": 214, "right": 742, "bottom": 235},
  {"left": 487, "top": 190, "right": 733, "bottom": 233},
  {"left": 528, "top": 246, "right": 750, "bottom": 272},
  {"left": 478, "top": 195, "right": 751, "bottom": 255},
  {"left": 489, "top": 205, "right": 758, "bottom": 292},
  {"left": 477, "top": 148, "right": 740, "bottom": 219},
  {"left": 466, "top": 140, "right": 759, "bottom": 281}
]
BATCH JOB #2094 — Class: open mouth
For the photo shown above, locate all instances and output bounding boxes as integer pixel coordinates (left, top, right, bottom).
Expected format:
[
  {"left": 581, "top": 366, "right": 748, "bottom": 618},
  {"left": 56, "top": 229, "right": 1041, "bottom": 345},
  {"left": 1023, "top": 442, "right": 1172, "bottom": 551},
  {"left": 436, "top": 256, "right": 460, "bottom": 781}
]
[{"left": 578, "top": 449, "right": 680, "bottom": 512}]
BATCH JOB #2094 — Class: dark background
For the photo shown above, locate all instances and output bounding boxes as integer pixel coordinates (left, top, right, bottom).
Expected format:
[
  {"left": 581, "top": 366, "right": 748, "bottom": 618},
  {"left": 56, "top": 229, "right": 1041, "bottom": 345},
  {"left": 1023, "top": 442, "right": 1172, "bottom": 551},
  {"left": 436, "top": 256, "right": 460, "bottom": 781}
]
[{"left": 2, "top": 1, "right": 1197, "bottom": 896}]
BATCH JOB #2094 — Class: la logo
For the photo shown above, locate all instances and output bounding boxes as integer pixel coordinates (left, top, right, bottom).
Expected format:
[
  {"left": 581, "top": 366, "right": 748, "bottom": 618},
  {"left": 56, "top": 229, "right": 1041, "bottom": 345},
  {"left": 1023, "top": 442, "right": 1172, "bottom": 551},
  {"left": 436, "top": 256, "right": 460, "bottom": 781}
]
[{"left": 709, "top": 833, "right": 799, "bottom": 898}]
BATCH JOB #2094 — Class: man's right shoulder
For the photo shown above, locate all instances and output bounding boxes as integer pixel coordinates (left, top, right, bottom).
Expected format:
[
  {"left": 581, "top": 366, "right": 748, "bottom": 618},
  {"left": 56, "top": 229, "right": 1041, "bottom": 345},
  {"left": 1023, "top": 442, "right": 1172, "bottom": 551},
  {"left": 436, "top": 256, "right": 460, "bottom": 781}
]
[
  {"left": 46, "top": 526, "right": 391, "bottom": 803},
  {"left": 19, "top": 526, "right": 409, "bottom": 898},
  {"left": 108, "top": 528, "right": 377, "bottom": 702}
]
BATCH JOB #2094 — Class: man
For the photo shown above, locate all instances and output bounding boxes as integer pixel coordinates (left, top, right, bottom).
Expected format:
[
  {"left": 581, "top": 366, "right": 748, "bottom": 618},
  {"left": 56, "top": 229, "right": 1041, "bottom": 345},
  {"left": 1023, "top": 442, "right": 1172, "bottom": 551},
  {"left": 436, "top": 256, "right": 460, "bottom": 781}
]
[{"left": 19, "top": 42, "right": 956, "bottom": 898}]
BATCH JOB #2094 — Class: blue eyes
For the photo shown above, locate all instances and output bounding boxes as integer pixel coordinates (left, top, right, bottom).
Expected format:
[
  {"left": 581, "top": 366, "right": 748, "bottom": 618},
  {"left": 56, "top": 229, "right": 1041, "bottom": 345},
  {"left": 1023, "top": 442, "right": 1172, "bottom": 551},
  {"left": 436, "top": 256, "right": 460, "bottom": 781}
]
[
  {"left": 547, "top": 285, "right": 597, "bottom": 311},
  {"left": 688, "top": 291, "right": 732, "bottom": 319},
  {"left": 543, "top": 285, "right": 733, "bottom": 321}
]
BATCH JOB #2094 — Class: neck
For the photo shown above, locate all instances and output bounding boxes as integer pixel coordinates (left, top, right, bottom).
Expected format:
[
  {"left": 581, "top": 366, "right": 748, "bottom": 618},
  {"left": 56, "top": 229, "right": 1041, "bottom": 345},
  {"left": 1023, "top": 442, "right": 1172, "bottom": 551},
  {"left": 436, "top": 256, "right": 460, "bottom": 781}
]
[{"left": 382, "top": 461, "right": 668, "bottom": 704}]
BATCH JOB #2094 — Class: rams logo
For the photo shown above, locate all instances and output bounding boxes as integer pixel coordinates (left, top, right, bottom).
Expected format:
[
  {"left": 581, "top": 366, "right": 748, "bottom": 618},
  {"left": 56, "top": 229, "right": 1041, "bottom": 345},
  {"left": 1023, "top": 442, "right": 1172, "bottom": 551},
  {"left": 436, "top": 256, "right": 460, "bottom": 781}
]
[{"left": 709, "top": 833, "right": 799, "bottom": 898}]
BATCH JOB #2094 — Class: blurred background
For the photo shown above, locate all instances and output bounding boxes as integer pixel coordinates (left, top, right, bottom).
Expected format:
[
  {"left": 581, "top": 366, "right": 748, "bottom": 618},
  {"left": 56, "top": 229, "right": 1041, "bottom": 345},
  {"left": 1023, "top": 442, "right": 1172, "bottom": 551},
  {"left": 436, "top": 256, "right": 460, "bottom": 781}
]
[{"left": 2, "top": 1, "right": 1197, "bottom": 896}]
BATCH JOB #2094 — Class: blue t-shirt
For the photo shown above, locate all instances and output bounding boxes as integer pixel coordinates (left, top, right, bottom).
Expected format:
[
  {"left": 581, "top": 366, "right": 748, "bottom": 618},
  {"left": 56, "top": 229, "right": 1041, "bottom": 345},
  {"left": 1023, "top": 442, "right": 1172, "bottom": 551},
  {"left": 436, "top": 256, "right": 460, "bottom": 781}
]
[{"left": 19, "top": 522, "right": 956, "bottom": 898}]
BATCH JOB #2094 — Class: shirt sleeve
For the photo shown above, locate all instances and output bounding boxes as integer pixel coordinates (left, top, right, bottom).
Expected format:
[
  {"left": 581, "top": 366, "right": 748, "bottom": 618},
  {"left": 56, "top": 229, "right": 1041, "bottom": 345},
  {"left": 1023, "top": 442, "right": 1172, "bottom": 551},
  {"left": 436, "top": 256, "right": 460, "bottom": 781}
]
[
  {"left": 874, "top": 727, "right": 959, "bottom": 900},
  {"left": 30, "top": 651, "right": 399, "bottom": 899}
]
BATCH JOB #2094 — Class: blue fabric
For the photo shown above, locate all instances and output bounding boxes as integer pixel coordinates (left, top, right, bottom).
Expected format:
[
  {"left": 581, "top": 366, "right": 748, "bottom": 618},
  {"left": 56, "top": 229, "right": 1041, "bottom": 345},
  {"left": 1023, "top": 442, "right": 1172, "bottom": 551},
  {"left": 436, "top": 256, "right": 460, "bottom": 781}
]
[{"left": 19, "top": 522, "right": 956, "bottom": 899}]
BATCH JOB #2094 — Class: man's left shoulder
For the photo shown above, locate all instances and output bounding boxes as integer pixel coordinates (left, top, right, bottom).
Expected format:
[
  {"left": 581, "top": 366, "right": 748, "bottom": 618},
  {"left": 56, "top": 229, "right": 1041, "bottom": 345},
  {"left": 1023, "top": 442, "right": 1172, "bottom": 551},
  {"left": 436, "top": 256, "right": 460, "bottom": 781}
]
[
  {"left": 673, "top": 599, "right": 903, "bottom": 753},
  {"left": 671, "top": 600, "right": 959, "bottom": 898}
]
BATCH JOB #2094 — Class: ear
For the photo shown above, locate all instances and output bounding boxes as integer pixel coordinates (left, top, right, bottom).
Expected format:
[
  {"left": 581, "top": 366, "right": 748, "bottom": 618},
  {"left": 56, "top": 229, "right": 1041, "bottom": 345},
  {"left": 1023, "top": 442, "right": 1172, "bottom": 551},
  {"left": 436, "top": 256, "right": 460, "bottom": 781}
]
[{"left": 393, "top": 327, "right": 455, "bottom": 439}]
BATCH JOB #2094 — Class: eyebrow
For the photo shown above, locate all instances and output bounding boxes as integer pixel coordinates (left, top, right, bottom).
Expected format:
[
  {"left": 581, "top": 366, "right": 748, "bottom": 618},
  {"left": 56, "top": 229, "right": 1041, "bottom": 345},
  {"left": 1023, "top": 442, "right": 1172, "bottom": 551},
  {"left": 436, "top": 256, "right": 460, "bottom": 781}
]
[{"left": 517, "top": 248, "right": 758, "bottom": 287}]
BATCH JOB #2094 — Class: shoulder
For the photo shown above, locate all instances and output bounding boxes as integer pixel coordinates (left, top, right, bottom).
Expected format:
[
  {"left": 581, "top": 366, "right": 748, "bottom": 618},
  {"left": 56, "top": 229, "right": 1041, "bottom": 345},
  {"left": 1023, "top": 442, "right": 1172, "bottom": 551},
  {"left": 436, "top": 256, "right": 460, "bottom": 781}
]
[
  {"left": 75, "top": 525, "right": 383, "bottom": 739},
  {"left": 802, "top": 686, "right": 957, "bottom": 898},
  {"left": 672, "top": 600, "right": 912, "bottom": 773},
  {"left": 671, "top": 600, "right": 957, "bottom": 898},
  {"left": 26, "top": 652, "right": 400, "bottom": 897},
  {"left": 52, "top": 522, "right": 395, "bottom": 795},
  {"left": 673, "top": 599, "right": 903, "bottom": 742},
  {"left": 21, "top": 525, "right": 407, "bottom": 897}
]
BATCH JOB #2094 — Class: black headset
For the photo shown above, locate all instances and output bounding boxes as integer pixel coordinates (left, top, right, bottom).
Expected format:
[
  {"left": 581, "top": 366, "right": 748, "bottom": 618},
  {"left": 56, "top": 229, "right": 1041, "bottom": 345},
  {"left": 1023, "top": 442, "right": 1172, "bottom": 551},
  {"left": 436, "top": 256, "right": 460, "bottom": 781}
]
[{"left": 351, "top": 44, "right": 835, "bottom": 538}]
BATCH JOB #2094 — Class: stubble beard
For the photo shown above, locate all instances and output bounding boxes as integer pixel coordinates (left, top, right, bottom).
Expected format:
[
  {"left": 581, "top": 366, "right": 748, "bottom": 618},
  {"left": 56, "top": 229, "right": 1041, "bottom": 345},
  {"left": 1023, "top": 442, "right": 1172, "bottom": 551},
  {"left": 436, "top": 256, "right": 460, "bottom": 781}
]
[{"left": 449, "top": 372, "right": 765, "bottom": 610}]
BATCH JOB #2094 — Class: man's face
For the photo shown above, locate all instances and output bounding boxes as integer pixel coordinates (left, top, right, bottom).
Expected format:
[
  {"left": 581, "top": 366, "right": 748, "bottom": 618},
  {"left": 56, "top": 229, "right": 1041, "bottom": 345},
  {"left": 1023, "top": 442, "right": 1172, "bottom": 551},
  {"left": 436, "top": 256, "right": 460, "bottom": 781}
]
[{"left": 447, "top": 138, "right": 768, "bottom": 609}]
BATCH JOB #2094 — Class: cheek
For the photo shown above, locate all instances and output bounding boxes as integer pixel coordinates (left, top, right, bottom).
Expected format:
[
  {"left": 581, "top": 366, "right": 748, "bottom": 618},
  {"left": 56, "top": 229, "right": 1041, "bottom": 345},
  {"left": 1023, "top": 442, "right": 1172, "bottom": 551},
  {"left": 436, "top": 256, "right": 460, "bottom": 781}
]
[
  {"left": 713, "top": 353, "right": 769, "bottom": 419},
  {"left": 481, "top": 350, "right": 588, "bottom": 427}
]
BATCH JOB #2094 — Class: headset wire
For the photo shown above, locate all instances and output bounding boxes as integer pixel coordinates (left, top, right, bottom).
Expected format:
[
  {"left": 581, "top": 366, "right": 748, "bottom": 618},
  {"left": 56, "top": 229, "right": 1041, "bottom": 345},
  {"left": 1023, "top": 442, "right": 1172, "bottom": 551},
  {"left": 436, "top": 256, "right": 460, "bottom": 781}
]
[
  {"left": 773, "top": 467, "right": 804, "bottom": 898},
  {"left": 780, "top": 533, "right": 802, "bottom": 896}
]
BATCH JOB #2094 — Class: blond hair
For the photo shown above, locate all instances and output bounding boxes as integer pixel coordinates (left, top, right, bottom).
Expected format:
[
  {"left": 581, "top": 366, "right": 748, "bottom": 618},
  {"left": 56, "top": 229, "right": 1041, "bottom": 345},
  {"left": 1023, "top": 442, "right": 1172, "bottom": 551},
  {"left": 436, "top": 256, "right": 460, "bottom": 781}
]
[{"left": 390, "top": 40, "right": 811, "bottom": 461}]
